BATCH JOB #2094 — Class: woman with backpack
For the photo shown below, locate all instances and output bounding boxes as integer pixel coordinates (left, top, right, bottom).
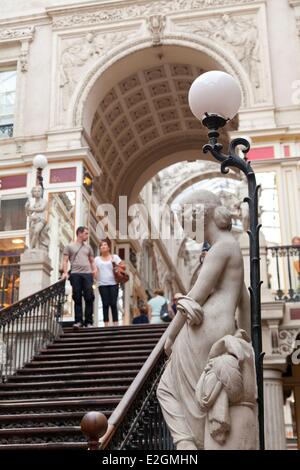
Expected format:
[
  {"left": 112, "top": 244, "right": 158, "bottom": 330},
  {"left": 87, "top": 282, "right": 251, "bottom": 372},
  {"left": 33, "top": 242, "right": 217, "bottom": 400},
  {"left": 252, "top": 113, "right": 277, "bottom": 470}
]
[{"left": 147, "top": 288, "right": 173, "bottom": 324}]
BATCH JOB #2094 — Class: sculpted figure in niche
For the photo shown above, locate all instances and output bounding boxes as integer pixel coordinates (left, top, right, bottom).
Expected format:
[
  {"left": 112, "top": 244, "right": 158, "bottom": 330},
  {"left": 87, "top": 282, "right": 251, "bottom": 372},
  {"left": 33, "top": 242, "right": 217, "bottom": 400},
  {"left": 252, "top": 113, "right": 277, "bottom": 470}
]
[
  {"left": 25, "top": 186, "right": 49, "bottom": 252},
  {"left": 157, "top": 190, "right": 257, "bottom": 450}
]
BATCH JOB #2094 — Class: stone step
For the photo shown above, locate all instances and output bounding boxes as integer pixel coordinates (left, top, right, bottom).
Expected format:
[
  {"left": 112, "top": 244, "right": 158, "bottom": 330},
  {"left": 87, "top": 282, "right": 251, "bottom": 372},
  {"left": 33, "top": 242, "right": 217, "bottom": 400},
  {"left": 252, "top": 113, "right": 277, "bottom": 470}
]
[
  {"left": 7, "top": 369, "right": 140, "bottom": 382},
  {"left": 0, "top": 323, "right": 166, "bottom": 448},
  {"left": 44, "top": 338, "right": 159, "bottom": 352},
  {"left": 0, "top": 397, "right": 120, "bottom": 413},
  {"left": 0, "top": 442, "right": 87, "bottom": 450},
  {"left": 25, "top": 353, "right": 149, "bottom": 366},
  {"left": 34, "top": 349, "right": 153, "bottom": 360},
  {"left": 0, "top": 426, "right": 85, "bottom": 445},
  {"left": 0, "top": 410, "right": 111, "bottom": 428},
  {"left": 0, "top": 385, "right": 128, "bottom": 399},
  {"left": 17, "top": 361, "right": 145, "bottom": 374},
  {"left": 1, "top": 377, "right": 134, "bottom": 390}
]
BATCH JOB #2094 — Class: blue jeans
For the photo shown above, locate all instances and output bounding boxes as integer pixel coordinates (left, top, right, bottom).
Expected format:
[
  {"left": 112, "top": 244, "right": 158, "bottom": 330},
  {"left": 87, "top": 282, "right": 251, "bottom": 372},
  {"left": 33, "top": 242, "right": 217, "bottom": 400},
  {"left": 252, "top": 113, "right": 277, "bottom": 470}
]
[{"left": 70, "top": 273, "right": 94, "bottom": 325}]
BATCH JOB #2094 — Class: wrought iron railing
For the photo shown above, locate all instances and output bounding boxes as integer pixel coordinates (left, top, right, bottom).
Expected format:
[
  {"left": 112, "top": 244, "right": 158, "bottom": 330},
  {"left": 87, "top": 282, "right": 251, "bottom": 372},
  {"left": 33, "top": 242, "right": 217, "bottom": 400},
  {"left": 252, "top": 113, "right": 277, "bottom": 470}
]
[
  {"left": 88, "top": 326, "right": 175, "bottom": 450},
  {"left": 0, "top": 264, "right": 20, "bottom": 309},
  {"left": 0, "top": 124, "right": 13, "bottom": 138},
  {"left": 267, "top": 245, "right": 300, "bottom": 302},
  {"left": 0, "top": 279, "right": 65, "bottom": 381}
]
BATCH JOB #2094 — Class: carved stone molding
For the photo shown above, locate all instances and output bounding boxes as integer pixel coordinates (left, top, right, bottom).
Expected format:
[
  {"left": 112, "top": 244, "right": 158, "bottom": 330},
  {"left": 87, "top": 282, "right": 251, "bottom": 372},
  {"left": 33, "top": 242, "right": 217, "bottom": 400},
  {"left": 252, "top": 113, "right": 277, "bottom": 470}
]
[
  {"left": 147, "top": 15, "right": 166, "bottom": 46},
  {"left": 0, "top": 26, "right": 34, "bottom": 42},
  {"left": 278, "top": 328, "right": 300, "bottom": 356},
  {"left": 50, "top": 0, "right": 256, "bottom": 29}
]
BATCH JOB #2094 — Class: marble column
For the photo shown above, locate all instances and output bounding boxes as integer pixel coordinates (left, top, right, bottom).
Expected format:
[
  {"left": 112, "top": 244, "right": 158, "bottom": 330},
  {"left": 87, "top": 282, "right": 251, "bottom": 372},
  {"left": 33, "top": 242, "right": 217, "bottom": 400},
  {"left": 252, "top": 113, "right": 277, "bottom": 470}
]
[
  {"left": 263, "top": 355, "right": 287, "bottom": 449},
  {"left": 19, "top": 249, "right": 52, "bottom": 299}
]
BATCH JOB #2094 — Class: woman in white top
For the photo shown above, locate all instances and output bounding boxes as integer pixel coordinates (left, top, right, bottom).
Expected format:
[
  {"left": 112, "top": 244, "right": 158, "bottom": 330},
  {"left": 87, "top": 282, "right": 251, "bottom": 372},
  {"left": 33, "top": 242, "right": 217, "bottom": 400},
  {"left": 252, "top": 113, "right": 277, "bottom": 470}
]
[{"left": 95, "top": 240, "right": 123, "bottom": 326}]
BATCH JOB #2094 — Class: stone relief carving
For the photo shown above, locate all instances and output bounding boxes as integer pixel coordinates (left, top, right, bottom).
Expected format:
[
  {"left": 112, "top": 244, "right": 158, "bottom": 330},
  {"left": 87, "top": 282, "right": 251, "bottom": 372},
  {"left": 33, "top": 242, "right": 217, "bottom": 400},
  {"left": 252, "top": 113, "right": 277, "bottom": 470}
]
[
  {"left": 60, "top": 30, "right": 133, "bottom": 110},
  {"left": 178, "top": 13, "right": 261, "bottom": 94},
  {"left": 51, "top": 1, "right": 254, "bottom": 29},
  {"left": 147, "top": 15, "right": 166, "bottom": 46},
  {"left": 0, "top": 26, "right": 34, "bottom": 41},
  {"left": 278, "top": 328, "right": 300, "bottom": 356}
]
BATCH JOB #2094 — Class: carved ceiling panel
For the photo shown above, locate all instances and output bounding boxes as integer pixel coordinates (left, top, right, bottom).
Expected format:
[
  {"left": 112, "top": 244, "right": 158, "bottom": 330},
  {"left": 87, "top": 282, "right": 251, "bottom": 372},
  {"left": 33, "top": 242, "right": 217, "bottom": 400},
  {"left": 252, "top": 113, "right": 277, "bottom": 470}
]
[{"left": 91, "top": 62, "right": 210, "bottom": 200}]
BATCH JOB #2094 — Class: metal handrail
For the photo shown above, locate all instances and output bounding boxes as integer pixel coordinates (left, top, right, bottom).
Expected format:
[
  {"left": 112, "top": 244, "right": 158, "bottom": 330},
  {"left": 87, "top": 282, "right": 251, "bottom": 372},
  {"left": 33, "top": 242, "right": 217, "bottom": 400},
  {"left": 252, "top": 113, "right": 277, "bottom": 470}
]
[
  {"left": 99, "top": 325, "right": 174, "bottom": 450},
  {"left": 0, "top": 279, "right": 66, "bottom": 381}
]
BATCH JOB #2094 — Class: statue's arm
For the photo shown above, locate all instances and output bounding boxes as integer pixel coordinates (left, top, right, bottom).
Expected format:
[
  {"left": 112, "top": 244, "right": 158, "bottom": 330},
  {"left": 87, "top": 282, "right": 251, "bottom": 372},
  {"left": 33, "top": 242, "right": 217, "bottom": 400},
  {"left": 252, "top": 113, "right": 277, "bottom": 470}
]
[
  {"left": 236, "top": 283, "right": 251, "bottom": 337},
  {"left": 34, "top": 202, "right": 47, "bottom": 213},
  {"left": 164, "top": 311, "right": 187, "bottom": 356},
  {"left": 188, "top": 244, "right": 229, "bottom": 304}
]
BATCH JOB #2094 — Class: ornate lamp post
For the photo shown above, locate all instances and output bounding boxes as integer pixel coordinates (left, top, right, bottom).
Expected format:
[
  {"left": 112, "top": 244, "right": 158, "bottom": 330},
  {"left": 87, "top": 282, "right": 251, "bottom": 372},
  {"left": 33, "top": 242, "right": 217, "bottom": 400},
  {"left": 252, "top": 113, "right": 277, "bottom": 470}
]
[
  {"left": 188, "top": 70, "right": 264, "bottom": 450},
  {"left": 33, "top": 154, "right": 48, "bottom": 195}
]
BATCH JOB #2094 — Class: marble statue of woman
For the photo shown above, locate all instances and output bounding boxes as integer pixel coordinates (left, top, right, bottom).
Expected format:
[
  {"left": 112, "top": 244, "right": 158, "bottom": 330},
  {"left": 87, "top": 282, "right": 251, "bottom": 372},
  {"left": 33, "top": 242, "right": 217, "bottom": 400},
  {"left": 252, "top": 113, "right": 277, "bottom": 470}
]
[
  {"left": 25, "top": 186, "right": 49, "bottom": 252},
  {"left": 157, "top": 190, "right": 256, "bottom": 450}
]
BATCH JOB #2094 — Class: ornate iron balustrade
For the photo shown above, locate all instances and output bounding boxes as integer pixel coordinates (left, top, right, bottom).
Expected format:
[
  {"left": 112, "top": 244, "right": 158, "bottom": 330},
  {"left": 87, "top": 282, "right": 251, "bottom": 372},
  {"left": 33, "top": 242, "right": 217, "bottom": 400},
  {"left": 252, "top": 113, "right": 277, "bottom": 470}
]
[
  {"left": 0, "top": 124, "right": 13, "bottom": 138},
  {"left": 0, "top": 279, "right": 65, "bottom": 381},
  {"left": 267, "top": 245, "right": 300, "bottom": 302},
  {"left": 0, "top": 263, "right": 20, "bottom": 309},
  {"left": 83, "top": 327, "right": 175, "bottom": 450},
  {"left": 106, "top": 353, "right": 174, "bottom": 450}
]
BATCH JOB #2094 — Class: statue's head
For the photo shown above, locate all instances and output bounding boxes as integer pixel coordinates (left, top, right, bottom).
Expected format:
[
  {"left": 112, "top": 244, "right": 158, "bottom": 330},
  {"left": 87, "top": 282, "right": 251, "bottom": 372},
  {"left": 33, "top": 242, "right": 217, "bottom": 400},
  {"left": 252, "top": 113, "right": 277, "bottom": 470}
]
[
  {"left": 178, "top": 189, "right": 232, "bottom": 240},
  {"left": 31, "top": 186, "right": 43, "bottom": 198}
]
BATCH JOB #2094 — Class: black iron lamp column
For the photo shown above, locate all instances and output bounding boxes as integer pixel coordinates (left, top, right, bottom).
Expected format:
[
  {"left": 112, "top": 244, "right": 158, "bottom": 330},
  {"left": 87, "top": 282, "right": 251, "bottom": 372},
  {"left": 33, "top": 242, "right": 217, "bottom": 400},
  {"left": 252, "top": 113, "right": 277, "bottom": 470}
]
[
  {"left": 188, "top": 70, "right": 265, "bottom": 450},
  {"left": 33, "top": 154, "right": 48, "bottom": 196}
]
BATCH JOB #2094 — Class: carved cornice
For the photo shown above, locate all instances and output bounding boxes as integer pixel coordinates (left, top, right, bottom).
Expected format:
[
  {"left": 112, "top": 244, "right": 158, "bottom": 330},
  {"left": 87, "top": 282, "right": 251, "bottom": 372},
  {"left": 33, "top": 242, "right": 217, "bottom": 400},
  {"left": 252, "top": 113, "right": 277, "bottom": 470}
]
[
  {"left": 49, "top": 0, "right": 257, "bottom": 29},
  {"left": 0, "top": 26, "right": 34, "bottom": 43}
]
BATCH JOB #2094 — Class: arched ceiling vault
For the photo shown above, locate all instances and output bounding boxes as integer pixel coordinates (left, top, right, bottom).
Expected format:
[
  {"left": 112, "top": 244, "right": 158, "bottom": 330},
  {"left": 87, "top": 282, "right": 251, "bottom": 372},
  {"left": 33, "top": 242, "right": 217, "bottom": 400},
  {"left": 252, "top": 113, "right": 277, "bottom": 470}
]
[
  {"left": 88, "top": 46, "right": 238, "bottom": 205},
  {"left": 164, "top": 170, "right": 242, "bottom": 207}
]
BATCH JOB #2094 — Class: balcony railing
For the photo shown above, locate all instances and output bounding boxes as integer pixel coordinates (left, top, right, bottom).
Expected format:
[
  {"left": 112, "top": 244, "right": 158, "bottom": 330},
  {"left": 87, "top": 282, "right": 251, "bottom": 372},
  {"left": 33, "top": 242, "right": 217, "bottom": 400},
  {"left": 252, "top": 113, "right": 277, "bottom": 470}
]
[
  {"left": 0, "top": 264, "right": 20, "bottom": 309},
  {"left": 0, "top": 124, "right": 13, "bottom": 138},
  {"left": 267, "top": 245, "right": 300, "bottom": 302}
]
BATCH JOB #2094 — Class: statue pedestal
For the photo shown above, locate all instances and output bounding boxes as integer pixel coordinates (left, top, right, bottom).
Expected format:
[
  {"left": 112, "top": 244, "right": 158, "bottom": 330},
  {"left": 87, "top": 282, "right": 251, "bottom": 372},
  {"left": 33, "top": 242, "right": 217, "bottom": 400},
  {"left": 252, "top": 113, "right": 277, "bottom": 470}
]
[{"left": 19, "top": 250, "right": 52, "bottom": 299}]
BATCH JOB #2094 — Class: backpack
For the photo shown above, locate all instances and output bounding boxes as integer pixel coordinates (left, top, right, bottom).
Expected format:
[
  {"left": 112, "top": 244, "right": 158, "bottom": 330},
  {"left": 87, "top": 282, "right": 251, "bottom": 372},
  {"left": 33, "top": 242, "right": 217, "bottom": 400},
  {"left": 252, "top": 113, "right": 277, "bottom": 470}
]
[{"left": 160, "top": 301, "right": 172, "bottom": 323}]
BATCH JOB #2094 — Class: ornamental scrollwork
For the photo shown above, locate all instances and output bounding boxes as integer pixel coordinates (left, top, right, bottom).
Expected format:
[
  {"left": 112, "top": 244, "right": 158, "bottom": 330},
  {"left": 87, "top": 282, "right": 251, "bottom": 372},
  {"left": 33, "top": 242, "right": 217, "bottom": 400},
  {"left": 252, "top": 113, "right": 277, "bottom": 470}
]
[{"left": 278, "top": 328, "right": 300, "bottom": 356}]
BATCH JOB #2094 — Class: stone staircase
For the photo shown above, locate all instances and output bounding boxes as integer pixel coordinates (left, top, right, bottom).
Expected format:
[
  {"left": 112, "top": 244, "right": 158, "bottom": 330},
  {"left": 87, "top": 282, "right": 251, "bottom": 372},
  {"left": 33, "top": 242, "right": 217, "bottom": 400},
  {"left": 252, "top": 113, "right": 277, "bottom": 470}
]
[{"left": 0, "top": 324, "right": 166, "bottom": 449}]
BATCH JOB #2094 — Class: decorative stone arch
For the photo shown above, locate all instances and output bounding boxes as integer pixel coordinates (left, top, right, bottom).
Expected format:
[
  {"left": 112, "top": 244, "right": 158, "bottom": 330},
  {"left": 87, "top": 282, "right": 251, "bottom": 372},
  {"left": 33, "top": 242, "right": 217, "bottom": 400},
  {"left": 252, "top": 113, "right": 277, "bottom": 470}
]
[
  {"left": 70, "top": 33, "right": 253, "bottom": 131},
  {"left": 164, "top": 169, "right": 242, "bottom": 207}
]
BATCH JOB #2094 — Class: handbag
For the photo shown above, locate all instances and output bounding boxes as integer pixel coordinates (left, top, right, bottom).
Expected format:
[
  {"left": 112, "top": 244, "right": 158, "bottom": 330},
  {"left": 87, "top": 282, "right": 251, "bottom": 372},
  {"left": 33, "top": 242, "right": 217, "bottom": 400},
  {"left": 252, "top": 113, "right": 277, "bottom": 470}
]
[
  {"left": 160, "top": 301, "right": 172, "bottom": 322},
  {"left": 112, "top": 258, "right": 129, "bottom": 284}
]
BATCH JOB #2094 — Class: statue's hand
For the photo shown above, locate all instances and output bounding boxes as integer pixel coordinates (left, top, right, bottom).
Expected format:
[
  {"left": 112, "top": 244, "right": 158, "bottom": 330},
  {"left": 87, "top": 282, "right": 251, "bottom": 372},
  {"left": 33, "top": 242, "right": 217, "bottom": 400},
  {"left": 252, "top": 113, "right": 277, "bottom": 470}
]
[
  {"left": 164, "top": 337, "right": 173, "bottom": 357},
  {"left": 176, "top": 296, "right": 204, "bottom": 326}
]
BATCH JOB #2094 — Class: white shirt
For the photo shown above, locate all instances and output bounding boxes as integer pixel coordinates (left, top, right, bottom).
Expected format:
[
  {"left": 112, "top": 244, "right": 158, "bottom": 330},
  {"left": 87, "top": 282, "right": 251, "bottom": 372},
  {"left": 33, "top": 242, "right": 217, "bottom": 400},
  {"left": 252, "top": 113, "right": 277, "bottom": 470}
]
[{"left": 95, "top": 254, "right": 122, "bottom": 286}]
